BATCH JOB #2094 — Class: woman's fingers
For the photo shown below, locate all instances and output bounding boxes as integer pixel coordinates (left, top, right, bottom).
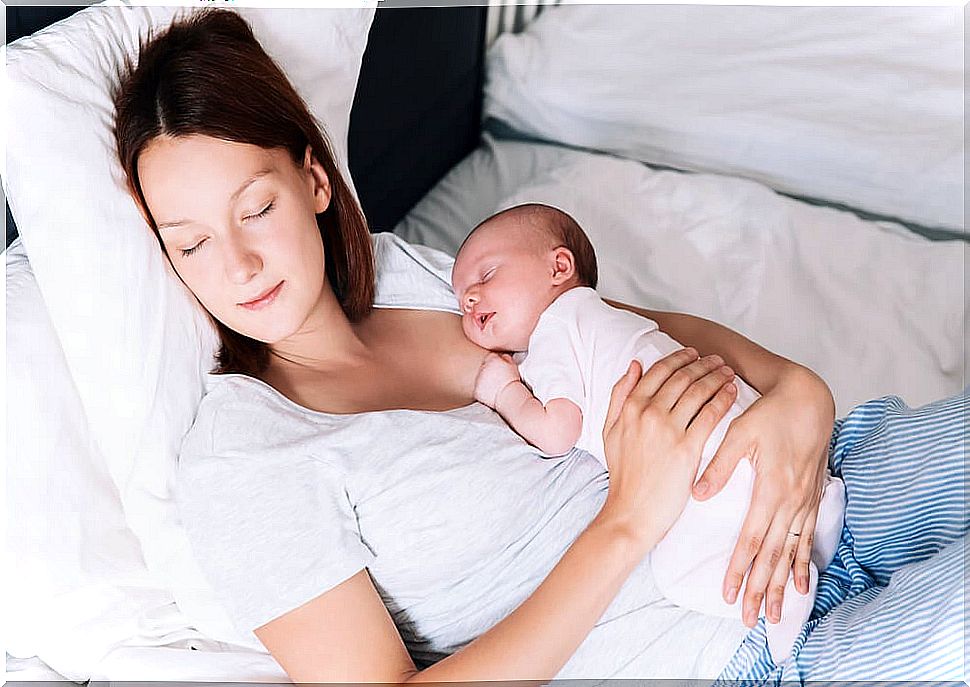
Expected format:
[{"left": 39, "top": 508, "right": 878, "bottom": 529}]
[
  {"left": 793, "top": 505, "right": 819, "bottom": 594},
  {"left": 692, "top": 421, "right": 749, "bottom": 501},
  {"left": 764, "top": 514, "right": 806, "bottom": 624},
  {"left": 721, "top": 486, "right": 776, "bottom": 610},
  {"left": 603, "top": 360, "right": 643, "bottom": 438},
  {"left": 682, "top": 377, "right": 737, "bottom": 450},
  {"left": 651, "top": 352, "right": 727, "bottom": 411},
  {"left": 670, "top": 364, "right": 736, "bottom": 430},
  {"left": 628, "top": 347, "right": 700, "bottom": 404},
  {"left": 739, "top": 507, "right": 796, "bottom": 627}
]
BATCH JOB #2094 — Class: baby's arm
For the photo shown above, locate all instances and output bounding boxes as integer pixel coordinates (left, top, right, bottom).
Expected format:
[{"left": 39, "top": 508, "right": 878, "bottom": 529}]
[{"left": 474, "top": 352, "right": 583, "bottom": 456}]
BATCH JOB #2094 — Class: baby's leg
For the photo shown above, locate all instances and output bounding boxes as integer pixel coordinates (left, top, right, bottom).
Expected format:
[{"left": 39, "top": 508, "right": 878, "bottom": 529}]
[{"left": 648, "top": 417, "right": 756, "bottom": 617}]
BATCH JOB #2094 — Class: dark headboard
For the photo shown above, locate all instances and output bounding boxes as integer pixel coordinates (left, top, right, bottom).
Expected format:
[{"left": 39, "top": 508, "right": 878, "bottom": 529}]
[
  {"left": 349, "top": 7, "right": 486, "bottom": 233},
  {"left": 4, "top": 4, "right": 487, "bottom": 249}
]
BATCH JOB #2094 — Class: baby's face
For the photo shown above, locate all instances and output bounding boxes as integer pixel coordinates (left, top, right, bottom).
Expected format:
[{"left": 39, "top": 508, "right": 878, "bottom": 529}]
[{"left": 452, "top": 220, "right": 558, "bottom": 352}]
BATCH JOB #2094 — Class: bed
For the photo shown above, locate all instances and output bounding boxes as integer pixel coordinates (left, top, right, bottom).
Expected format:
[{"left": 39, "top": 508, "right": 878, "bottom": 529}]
[{"left": 5, "top": 3, "right": 966, "bottom": 684}]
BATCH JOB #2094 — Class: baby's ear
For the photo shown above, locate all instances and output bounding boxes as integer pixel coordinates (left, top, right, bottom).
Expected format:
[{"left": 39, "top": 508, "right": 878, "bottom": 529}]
[{"left": 550, "top": 246, "right": 576, "bottom": 285}]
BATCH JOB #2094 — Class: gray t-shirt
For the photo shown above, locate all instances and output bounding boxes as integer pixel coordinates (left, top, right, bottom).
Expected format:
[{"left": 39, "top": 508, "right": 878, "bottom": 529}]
[{"left": 175, "top": 232, "right": 748, "bottom": 679}]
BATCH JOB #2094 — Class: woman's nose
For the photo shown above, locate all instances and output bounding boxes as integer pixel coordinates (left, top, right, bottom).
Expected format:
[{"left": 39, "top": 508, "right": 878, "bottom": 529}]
[{"left": 225, "top": 235, "right": 263, "bottom": 284}]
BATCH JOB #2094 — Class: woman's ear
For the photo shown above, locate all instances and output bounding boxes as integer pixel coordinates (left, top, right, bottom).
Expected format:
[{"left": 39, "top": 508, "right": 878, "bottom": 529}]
[
  {"left": 550, "top": 246, "right": 577, "bottom": 286},
  {"left": 303, "top": 144, "right": 332, "bottom": 214}
]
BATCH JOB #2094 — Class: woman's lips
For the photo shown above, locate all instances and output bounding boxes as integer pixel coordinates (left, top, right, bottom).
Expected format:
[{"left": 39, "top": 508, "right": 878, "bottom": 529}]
[{"left": 239, "top": 281, "right": 284, "bottom": 310}]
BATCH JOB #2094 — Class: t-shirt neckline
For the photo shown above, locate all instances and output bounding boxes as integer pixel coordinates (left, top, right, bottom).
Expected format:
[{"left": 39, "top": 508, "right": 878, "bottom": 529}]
[{"left": 208, "top": 371, "right": 479, "bottom": 420}]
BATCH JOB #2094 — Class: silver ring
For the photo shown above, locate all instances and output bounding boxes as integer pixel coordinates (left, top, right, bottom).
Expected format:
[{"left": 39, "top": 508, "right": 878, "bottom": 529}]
[{"left": 786, "top": 531, "right": 801, "bottom": 538}]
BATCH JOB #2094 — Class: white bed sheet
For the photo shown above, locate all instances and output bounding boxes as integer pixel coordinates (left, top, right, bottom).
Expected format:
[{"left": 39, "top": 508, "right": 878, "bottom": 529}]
[
  {"left": 395, "top": 133, "right": 966, "bottom": 417},
  {"left": 6, "top": 654, "right": 71, "bottom": 682},
  {"left": 6, "top": 643, "right": 287, "bottom": 684}
]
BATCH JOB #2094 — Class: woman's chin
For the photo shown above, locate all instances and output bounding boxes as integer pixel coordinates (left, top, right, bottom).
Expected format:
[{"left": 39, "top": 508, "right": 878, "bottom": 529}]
[{"left": 227, "top": 319, "right": 294, "bottom": 346}]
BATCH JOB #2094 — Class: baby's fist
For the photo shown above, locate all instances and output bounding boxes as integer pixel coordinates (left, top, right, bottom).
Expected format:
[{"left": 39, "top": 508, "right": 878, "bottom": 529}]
[{"left": 474, "top": 352, "right": 520, "bottom": 408}]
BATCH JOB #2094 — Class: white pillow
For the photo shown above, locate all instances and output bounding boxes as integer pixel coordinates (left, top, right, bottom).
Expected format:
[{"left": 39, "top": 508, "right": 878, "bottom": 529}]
[
  {"left": 485, "top": 5, "right": 964, "bottom": 233},
  {"left": 4, "top": 1, "right": 375, "bottom": 672},
  {"left": 5, "top": 238, "right": 176, "bottom": 680}
]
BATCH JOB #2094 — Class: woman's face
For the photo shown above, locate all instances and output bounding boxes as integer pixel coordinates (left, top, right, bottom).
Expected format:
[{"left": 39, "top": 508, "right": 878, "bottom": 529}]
[{"left": 137, "top": 135, "right": 332, "bottom": 344}]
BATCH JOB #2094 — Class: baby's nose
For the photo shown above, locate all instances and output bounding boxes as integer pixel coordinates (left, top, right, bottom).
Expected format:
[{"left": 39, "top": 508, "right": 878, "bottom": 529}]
[{"left": 463, "top": 291, "right": 478, "bottom": 311}]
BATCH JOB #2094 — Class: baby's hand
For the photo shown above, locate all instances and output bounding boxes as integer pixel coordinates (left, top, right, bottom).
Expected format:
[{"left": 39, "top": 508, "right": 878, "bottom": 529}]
[{"left": 474, "top": 352, "right": 521, "bottom": 408}]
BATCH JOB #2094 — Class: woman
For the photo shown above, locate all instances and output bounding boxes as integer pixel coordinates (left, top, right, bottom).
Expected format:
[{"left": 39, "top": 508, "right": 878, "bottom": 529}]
[{"left": 112, "top": 9, "right": 965, "bottom": 683}]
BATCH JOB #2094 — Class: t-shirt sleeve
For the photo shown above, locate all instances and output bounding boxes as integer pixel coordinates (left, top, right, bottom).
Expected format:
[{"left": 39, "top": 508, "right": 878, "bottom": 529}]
[
  {"left": 371, "top": 232, "right": 461, "bottom": 314},
  {"left": 518, "top": 317, "right": 587, "bottom": 415},
  {"left": 176, "top": 417, "right": 375, "bottom": 633}
]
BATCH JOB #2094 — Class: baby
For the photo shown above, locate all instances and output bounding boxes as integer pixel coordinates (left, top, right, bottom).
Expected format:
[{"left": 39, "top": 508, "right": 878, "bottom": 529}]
[{"left": 451, "top": 203, "right": 846, "bottom": 665}]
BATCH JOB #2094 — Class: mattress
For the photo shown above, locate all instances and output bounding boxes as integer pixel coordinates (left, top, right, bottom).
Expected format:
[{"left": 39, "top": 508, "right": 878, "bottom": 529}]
[{"left": 394, "top": 131, "right": 966, "bottom": 417}]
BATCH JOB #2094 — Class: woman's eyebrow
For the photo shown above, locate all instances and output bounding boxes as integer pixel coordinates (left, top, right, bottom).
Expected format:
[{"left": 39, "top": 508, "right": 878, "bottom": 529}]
[{"left": 157, "top": 168, "right": 275, "bottom": 232}]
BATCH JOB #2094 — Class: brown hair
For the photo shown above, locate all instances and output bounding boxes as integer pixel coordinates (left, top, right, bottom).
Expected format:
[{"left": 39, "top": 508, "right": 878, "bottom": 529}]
[
  {"left": 469, "top": 203, "right": 598, "bottom": 289},
  {"left": 111, "top": 8, "right": 374, "bottom": 378}
]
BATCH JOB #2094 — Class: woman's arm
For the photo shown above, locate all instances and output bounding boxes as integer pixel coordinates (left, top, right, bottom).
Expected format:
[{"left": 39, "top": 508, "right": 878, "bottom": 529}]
[
  {"left": 605, "top": 299, "right": 835, "bottom": 627},
  {"left": 603, "top": 301, "right": 802, "bottom": 394},
  {"left": 256, "top": 514, "right": 649, "bottom": 684},
  {"left": 255, "top": 351, "right": 736, "bottom": 683}
]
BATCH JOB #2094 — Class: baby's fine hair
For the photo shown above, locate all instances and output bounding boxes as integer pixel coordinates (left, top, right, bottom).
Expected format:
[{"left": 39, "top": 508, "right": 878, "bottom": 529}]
[{"left": 472, "top": 203, "right": 598, "bottom": 289}]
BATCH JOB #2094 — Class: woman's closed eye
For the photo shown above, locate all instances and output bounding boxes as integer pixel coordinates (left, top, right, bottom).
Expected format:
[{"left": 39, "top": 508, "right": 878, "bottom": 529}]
[
  {"left": 180, "top": 240, "right": 205, "bottom": 257},
  {"left": 248, "top": 200, "right": 275, "bottom": 222},
  {"left": 179, "top": 201, "right": 275, "bottom": 257}
]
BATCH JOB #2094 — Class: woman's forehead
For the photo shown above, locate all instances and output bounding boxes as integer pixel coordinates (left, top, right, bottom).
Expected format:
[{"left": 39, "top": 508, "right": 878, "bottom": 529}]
[
  {"left": 139, "top": 136, "right": 283, "bottom": 216},
  {"left": 140, "top": 135, "right": 279, "bottom": 182}
]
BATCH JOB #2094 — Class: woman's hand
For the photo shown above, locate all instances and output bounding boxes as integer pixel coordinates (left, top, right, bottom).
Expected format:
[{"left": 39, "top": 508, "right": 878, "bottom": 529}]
[
  {"left": 598, "top": 348, "right": 739, "bottom": 549},
  {"left": 691, "top": 366, "right": 834, "bottom": 628}
]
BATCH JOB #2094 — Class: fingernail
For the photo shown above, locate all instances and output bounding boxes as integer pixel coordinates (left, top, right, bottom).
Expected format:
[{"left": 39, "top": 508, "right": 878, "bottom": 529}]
[
  {"left": 725, "top": 585, "right": 738, "bottom": 604},
  {"left": 797, "top": 575, "right": 808, "bottom": 593},
  {"left": 695, "top": 480, "right": 709, "bottom": 497},
  {"left": 771, "top": 601, "right": 781, "bottom": 622},
  {"left": 720, "top": 365, "right": 733, "bottom": 376}
]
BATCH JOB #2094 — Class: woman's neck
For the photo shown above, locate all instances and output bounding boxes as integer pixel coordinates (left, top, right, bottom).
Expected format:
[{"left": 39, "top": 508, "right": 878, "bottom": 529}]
[{"left": 266, "top": 283, "right": 375, "bottom": 376}]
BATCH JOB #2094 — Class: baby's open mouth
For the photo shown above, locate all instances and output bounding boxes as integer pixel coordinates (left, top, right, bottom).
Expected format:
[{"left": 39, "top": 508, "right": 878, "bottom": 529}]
[{"left": 477, "top": 312, "right": 494, "bottom": 331}]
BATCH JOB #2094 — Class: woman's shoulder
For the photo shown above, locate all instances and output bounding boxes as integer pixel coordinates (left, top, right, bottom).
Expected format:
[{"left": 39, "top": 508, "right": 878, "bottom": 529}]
[
  {"left": 370, "top": 232, "right": 461, "bottom": 314},
  {"left": 179, "top": 373, "right": 329, "bottom": 467}
]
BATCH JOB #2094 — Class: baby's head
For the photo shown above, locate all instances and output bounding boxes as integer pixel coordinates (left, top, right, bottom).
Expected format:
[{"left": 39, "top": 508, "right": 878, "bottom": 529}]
[{"left": 452, "top": 203, "right": 597, "bottom": 352}]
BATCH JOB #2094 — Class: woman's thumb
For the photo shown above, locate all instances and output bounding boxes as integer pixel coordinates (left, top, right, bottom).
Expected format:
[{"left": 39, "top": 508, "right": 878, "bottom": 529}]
[{"left": 693, "top": 430, "right": 746, "bottom": 500}]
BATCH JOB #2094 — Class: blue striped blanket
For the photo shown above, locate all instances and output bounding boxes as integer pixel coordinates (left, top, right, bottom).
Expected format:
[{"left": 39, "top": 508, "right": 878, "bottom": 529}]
[{"left": 717, "top": 390, "right": 967, "bottom": 683}]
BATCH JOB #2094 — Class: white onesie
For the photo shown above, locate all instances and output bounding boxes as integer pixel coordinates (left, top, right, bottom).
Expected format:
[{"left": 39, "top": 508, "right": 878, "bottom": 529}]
[{"left": 516, "top": 287, "right": 846, "bottom": 665}]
